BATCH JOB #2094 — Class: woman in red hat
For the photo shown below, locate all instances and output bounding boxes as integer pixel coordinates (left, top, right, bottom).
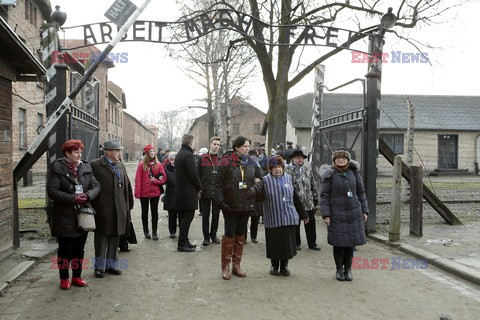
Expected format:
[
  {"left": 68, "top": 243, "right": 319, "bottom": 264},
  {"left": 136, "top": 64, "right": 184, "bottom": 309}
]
[{"left": 134, "top": 144, "right": 167, "bottom": 240}]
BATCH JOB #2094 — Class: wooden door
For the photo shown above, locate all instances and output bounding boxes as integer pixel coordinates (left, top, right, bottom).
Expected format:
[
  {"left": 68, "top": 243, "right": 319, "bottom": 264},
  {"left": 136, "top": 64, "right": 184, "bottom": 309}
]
[{"left": 438, "top": 135, "right": 458, "bottom": 169}]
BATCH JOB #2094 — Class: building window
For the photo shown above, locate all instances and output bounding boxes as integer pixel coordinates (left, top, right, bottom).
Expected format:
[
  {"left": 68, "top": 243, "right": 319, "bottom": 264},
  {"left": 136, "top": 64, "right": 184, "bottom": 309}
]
[
  {"left": 33, "top": 6, "right": 37, "bottom": 26},
  {"left": 19, "top": 108, "right": 27, "bottom": 148},
  {"left": 380, "top": 134, "right": 404, "bottom": 154},
  {"left": 29, "top": 2, "right": 34, "bottom": 24},
  {"left": 254, "top": 123, "right": 260, "bottom": 135},
  {"left": 233, "top": 123, "right": 240, "bottom": 135},
  {"left": 25, "top": 1, "right": 29, "bottom": 20}
]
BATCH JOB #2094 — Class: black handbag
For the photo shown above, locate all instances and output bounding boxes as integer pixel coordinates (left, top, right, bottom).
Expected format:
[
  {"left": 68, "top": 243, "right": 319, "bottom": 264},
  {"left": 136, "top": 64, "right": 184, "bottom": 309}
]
[
  {"left": 126, "top": 221, "right": 137, "bottom": 244},
  {"left": 149, "top": 164, "right": 165, "bottom": 194}
]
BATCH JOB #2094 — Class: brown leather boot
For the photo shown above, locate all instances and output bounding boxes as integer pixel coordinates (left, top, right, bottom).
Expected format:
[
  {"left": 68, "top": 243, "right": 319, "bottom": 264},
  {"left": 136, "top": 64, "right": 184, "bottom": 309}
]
[
  {"left": 232, "top": 235, "right": 247, "bottom": 277},
  {"left": 221, "top": 236, "right": 234, "bottom": 280}
]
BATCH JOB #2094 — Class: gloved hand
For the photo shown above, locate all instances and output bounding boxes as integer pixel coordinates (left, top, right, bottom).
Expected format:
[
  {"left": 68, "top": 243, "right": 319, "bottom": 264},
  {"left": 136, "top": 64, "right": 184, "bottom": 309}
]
[
  {"left": 221, "top": 203, "right": 232, "bottom": 212},
  {"left": 73, "top": 193, "right": 88, "bottom": 204}
]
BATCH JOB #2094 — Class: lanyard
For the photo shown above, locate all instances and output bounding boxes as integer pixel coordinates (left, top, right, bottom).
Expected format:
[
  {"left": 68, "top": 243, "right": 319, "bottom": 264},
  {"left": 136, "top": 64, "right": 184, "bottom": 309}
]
[
  {"left": 208, "top": 154, "right": 217, "bottom": 171},
  {"left": 239, "top": 166, "right": 245, "bottom": 182},
  {"left": 340, "top": 172, "right": 352, "bottom": 193}
]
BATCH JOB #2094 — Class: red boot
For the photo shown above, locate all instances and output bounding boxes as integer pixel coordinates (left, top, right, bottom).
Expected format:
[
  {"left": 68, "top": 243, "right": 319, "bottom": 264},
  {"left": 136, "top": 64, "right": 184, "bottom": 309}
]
[
  {"left": 60, "top": 279, "right": 71, "bottom": 290},
  {"left": 71, "top": 277, "right": 88, "bottom": 287}
]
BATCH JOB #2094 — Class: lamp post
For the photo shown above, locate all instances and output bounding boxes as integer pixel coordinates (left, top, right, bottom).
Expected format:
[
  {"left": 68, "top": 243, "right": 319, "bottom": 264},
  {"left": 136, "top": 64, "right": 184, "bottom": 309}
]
[{"left": 363, "top": 7, "right": 397, "bottom": 234}]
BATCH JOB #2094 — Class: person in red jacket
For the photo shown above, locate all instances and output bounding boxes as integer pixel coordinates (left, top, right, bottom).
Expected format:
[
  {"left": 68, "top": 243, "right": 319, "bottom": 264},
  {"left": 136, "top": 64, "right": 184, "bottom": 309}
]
[{"left": 135, "top": 144, "right": 167, "bottom": 240}]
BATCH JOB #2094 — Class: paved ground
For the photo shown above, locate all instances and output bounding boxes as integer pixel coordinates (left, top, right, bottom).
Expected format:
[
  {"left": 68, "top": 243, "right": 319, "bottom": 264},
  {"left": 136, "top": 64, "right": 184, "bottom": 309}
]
[
  {"left": 1, "top": 210, "right": 480, "bottom": 320},
  {"left": 1, "top": 163, "right": 479, "bottom": 319}
]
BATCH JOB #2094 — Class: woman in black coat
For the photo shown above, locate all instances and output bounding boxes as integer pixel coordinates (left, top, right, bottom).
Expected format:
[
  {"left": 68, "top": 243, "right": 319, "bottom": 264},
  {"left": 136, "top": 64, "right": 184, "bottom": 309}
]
[
  {"left": 320, "top": 148, "right": 368, "bottom": 282},
  {"left": 163, "top": 152, "right": 180, "bottom": 238},
  {"left": 214, "top": 136, "right": 263, "bottom": 280},
  {"left": 47, "top": 140, "right": 100, "bottom": 290}
]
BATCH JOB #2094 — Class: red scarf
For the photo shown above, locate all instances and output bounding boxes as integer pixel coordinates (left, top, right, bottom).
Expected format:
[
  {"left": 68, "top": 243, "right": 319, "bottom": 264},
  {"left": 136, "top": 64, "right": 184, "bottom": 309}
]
[{"left": 64, "top": 158, "right": 79, "bottom": 178}]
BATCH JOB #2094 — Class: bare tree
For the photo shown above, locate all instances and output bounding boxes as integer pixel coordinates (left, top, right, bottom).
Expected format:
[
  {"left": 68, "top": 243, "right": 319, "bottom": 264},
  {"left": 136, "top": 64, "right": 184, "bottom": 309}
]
[
  {"left": 215, "top": 0, "right": 468, "bottom": 148},
  {"left": 167, "top": 0, "right": 257, "bottom": 146},
  {"left": 142, "top": 109, "right": 197, "bottom": 150}
]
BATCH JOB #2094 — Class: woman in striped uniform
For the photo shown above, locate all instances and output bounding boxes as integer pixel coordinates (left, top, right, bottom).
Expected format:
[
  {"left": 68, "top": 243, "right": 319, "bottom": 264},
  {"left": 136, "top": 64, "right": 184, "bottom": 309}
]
[{"left": 248, "top": 155, "right": 309, "bottom": 276}]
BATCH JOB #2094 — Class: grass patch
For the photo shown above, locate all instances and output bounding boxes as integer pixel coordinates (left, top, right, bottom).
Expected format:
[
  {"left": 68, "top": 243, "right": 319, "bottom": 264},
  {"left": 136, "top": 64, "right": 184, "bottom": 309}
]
[{"left": 18, "top": 198, "right": 46, "bottom": 209}]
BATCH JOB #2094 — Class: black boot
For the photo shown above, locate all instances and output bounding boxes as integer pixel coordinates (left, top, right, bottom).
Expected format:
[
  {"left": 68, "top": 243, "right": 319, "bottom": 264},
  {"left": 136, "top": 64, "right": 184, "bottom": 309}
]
[
  {"left": 280, "top": 260, "right": 290, "bottom": 276},
  {"left": 270, "top": 259, "right": 279, "bottom": 275},
  {"left": 344, "top": 247, "right": 354, "bottom": 281},
  {"left": 333, "top": 247, "right": 345, "bottom": 281},
  {"left": 344, "top": 268, "right": 352, "bottom": 281}
]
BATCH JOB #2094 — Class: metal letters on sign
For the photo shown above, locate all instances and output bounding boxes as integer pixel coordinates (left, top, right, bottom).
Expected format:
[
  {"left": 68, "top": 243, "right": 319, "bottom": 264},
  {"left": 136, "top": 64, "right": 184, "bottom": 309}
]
[
  {"left": 104, "top": 0, "right": 138, "bottom": 27},
  {"left": 62, "top": 8, "right": 370, "bottom": 54}
]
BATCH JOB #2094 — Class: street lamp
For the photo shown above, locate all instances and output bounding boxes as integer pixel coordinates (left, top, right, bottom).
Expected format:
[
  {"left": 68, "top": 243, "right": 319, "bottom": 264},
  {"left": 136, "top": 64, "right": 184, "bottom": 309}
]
[
  {"left": 363, "top": 7, "right": 397, "bottom": 234},
  {"left": 380, "top": 7, "right": 397, "bottom": 31}
]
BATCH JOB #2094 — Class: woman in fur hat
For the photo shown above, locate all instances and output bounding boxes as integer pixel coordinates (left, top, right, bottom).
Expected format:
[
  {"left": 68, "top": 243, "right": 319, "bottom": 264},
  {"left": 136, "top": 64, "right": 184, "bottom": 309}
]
[{"left": 320, "top": 148, "right": 368, "bottom": 281}]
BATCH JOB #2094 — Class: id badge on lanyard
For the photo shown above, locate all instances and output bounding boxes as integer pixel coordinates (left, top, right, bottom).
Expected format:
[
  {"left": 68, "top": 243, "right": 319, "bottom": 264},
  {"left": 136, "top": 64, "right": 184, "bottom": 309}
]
[{"left": 75, "top": 184, "right": 83, "bottom": 194}]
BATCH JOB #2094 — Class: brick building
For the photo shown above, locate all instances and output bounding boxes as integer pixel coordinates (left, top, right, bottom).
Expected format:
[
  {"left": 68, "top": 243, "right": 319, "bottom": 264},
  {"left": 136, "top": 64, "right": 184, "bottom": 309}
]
[
  {"left": 190, "top": 97, "right": 266, "bottom": 151},
  {"left": 123, "top": 111, "right": 156, "bottom": 162},
  {"left": 107, "top": 81, "right": 125, "bottom": 144},
  {"left": 0, "top": 12, "right": 46, "bottom": 259},
  {"left": 3, "top": 0, "right": 52, "bottom": 181}
]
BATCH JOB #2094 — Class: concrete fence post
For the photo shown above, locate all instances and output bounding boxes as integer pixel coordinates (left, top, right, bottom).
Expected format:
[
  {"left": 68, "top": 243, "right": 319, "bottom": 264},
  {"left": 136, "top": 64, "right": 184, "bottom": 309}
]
[{"left": 389, "top": 156, "right": 402, "bottom": 242}]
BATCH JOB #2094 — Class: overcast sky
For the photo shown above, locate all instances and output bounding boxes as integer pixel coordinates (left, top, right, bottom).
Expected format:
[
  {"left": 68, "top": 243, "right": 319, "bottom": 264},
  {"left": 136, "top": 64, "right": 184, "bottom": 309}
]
[{"left": 54, "top": 0, "right": 480, "bottom": 119}]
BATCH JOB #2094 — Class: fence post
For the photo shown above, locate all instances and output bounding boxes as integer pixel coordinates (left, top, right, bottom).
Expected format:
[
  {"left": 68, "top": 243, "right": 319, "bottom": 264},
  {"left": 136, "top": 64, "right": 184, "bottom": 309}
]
[
  {"left": 410, "top": 166, "right": 423, "bottom": 236},
  {"left": 389, "top": 156, "right": 402, "bottom": 242}
]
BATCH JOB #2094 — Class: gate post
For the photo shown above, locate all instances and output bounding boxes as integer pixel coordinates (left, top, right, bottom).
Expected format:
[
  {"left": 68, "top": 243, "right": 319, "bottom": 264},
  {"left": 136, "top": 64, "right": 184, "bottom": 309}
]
[
  {"left": 310, "top": 64, "right": 325, "bottom": 184},
  {"left": 363, "top": 33, "right": 383, "bottom": 233},
  {"left": 410, "top": 166, "right": 423, "bottom": 236}
]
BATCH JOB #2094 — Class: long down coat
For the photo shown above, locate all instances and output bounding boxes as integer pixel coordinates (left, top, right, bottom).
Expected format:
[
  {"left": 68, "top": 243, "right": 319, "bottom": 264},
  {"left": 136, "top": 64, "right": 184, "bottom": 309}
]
[
  {"left": 91, "top": 156, "right": 133, "bottom": 236},
  {"left": 320, "top": 160, "right": 369, "bottom": 247},
  {"left": 47, "top": 159, "right": 101, "bottom": 238},
  {"left": 174, "top": 144, "right": 202, "bottom": 210},
  {"left": 163, "top": 162, "right": 177, "bottom": 211}
]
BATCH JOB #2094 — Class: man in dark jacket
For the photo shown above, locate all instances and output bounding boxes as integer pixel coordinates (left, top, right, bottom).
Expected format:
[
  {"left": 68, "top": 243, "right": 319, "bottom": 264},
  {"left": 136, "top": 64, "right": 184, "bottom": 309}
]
[
  {"left": 175, "top": 134, "right": 202, "bottom": 252},
  {"left": 91, "top": 140, "right": 133, "bottom": 278},
  {"left": 197, "top": 136, "right": 222, "bottom": 246}
]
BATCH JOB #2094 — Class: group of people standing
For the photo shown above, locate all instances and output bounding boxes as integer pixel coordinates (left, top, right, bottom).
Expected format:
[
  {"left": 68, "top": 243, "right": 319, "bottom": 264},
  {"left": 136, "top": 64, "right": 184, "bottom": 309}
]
[
  {"left": 47, "top": 133, "right": 369, "bottom": 290},
  {"left": 48, "top": 139, "right": 133, "bottom": 289}
]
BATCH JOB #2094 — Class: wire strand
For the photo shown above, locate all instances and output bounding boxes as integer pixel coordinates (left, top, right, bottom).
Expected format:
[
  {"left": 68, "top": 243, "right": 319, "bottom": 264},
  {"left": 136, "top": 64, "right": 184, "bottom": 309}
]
[{"left": 378, "top": 103, "right": 437, "bottom": 196}]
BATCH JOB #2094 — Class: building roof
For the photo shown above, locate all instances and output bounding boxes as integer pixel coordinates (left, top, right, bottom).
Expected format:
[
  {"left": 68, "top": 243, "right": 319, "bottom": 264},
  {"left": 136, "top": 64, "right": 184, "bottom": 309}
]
[
  {"left": 0, "top": 16, "right": 46, "bottom": 79},
  {"left": 287, "top": 93, "right": 315, "bottom": 128},
  {"left": 287, "top": 92, "right": 480, "bottom": 131},
  {"left": 124, "top": 111, "right": 155, "bottom": 134},
  {"left": 108, "top": 80, "right": 124, "bottom": 105},
  {"left": 190, "top": 97, "right": 266, "bottom": 131}
]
